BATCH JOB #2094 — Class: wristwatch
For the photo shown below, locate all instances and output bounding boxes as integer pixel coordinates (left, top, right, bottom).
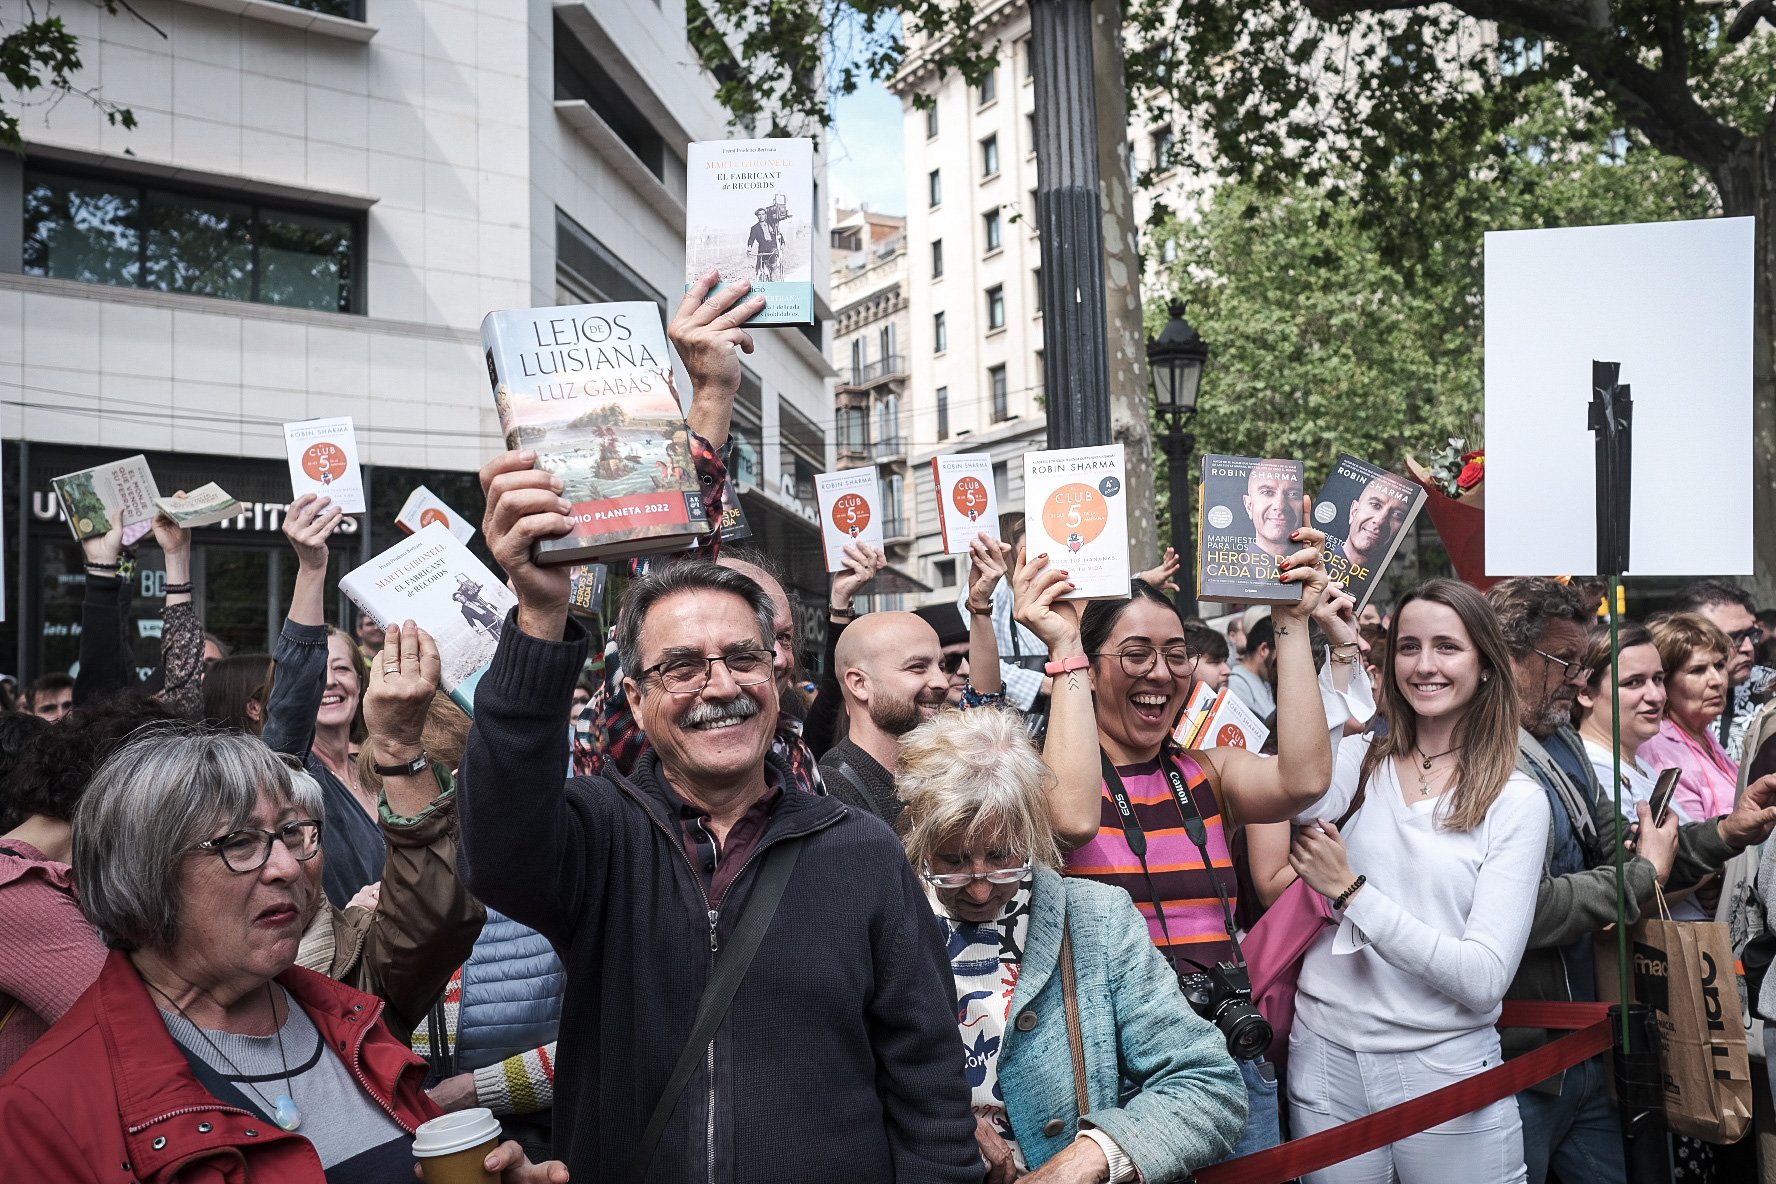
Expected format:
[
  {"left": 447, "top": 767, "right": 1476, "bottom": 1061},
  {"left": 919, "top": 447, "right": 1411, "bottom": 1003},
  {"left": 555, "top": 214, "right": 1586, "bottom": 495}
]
[
  {"left": 372, "top": 749, "right": 430, "bottom": 778},
  {"left": 828, "top": 605, "right": 859, "bottom": 621},
  {"left": 1044, "top": 654, "right": 1090, "bottom": 676}
]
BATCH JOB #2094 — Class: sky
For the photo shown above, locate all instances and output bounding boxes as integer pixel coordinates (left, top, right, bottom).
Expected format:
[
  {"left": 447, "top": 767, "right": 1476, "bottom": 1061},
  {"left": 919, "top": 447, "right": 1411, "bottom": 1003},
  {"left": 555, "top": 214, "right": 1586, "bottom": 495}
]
[{"left": 827, "top": 72, "right": 907, "bottom": 214}]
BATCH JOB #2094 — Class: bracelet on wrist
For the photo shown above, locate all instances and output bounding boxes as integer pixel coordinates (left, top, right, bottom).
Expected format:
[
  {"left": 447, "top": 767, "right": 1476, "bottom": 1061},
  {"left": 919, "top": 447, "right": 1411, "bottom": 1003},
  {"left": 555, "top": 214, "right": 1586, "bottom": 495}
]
[
  {"left": 828, "top": 605, "right": 859, "bottom": 621},
  {"left": 162, "top": 582, "right": 194, "bottom": 595},
  {"left": 1328, "top": 653, "right": 1359, "bottom": 666},
  {"left": 84, "top": 560, "right": 120, "bottom": 571},
  {"left": 1332, "top": 874, "right": 1367, "bottom": 910},
  {"left": 965, "top": 601, "right": 995, "bottom": 616}
]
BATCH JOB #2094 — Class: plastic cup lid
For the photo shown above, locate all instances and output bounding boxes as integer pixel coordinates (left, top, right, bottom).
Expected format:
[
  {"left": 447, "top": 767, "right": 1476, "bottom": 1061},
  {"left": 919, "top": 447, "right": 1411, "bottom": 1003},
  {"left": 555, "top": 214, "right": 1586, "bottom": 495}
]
[{"left": 412, "top": 1107, "right": 502, "bottom": 1157}]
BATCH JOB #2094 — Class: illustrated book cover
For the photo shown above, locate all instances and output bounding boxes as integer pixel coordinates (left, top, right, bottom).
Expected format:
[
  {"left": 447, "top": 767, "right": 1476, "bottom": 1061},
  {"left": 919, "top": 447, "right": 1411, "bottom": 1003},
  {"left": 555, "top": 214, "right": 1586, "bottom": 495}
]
[
  {"left": 283, "top": 417, "right": 366, "bottom": 514},
  {"left": 932, "top": 454, "right": 999, "bottom": 554},
  {"left": 684, "top": 138, "right": 815, "bottom": 326},
  {"left": 339, "top": 523, "right": 517, "bottom": 716},
  {"left": 1023, "top": 444, "right": 1130, "bottom": 600},
  {"left": 482, "top": 301, "right": 712, "bottom": 564},
  {"left": 814, "top": 467, "right": 884, "bottom": 572},
  {"left": 52, "top": 455, "right": 161, "bottom": 541},
  {"left": 396, "top": 485, "right": 476, "bottom": 545}
]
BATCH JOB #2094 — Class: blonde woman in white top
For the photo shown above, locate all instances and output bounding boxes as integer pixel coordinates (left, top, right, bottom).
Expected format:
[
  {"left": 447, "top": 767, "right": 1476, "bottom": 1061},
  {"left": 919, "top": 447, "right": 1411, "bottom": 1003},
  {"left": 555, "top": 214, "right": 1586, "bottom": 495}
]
[{"left": 1286, "top": 578, "right": 1550, "bottom": 1184}]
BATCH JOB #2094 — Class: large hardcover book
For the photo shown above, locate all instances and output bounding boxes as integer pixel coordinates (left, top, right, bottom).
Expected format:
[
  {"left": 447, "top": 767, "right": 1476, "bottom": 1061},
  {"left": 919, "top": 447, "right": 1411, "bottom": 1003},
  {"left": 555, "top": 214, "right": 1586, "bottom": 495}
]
[
  {"left": 482, "top": 302, "right": 712, "bottom": 564},
  {"left": 814, "top": 467, "right": 884, "bottom": 572},
  {"left": 52, "top": 455, "right": 161, "bottom": 541},
  {"left": 339, "top": 523, "right": 517, "bottom": 716},
  {"left": 283, "top": 417, "right": 366, "bottom": 513},
  {"left": 684, "top": 138, "right": 815, "bottom": 326},
  {"left": 932, "top": 454, "right": 999, "bottom": 553},
  {"left": 1197, "top": 455, "right": 1306, "bottom": 605},
  {"left": 1023, "top": 444, "right": 1131, "bottom": 600},
  {"left": 1312, "top": 454, "right": 1426, "bottom": 611}
]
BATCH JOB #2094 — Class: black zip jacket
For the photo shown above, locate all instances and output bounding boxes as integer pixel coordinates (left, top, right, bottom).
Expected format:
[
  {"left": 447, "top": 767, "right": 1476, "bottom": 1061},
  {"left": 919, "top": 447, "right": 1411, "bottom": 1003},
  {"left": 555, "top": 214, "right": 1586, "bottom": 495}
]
[{"left": 459, "top": 613, "right": 981, "bottom": 1184}]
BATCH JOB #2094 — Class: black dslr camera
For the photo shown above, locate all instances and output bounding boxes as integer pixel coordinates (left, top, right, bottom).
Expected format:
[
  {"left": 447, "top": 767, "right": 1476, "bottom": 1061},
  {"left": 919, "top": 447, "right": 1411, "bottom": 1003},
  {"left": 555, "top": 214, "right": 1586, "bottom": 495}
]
[{"left": 1179, "top": 961, "right": 1272, "bottom": 1062}]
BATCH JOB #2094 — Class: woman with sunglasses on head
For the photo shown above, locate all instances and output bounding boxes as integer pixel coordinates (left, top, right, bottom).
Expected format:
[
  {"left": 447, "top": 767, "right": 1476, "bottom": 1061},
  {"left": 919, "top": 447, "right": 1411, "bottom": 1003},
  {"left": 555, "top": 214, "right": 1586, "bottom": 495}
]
[
  {"left": 1016, "top": 500, "right": 1353, "bottom": 1161},
  {"left": 900, "top": 707, "right": 1247, "bottom": 1184},
  {"left": 1284, "top": 579, "right": 1551, "bottom": 1184}
]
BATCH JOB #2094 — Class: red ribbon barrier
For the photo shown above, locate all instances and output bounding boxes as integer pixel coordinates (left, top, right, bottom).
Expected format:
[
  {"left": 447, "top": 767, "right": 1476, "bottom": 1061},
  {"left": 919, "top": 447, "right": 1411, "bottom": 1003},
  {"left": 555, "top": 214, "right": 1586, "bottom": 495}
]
[{"left": 1194, "top": 1002, "right": 1615, "bottom": 1184}]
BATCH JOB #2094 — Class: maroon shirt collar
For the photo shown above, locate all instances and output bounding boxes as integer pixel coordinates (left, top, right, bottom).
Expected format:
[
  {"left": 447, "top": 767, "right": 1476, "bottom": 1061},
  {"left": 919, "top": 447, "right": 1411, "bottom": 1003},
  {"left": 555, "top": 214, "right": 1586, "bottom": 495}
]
[{"left": 664, "top": 777, "right": 784, "bottom": 907}]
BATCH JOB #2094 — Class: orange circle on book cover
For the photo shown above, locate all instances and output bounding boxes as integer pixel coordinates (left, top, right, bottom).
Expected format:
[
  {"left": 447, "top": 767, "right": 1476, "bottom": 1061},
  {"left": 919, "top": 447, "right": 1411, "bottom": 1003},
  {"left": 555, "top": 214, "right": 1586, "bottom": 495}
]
[
  {"left": 1041, "top": 483, "right": 1108, "bottom": 554},
  {"left": 419, "top": 508, "right": 451, "bottom": 530},
  {"left": 1216, "top": 724, "right": 1248, "bottom": 749},
  {"left": 832, "top": 493, "right": 872, "bottom": 537},
  {"left": 301, "top": 442, "right": 349, "bottom": 485},
  {"left": 952, "top": 477, "right": 989, "bottom": 521}
]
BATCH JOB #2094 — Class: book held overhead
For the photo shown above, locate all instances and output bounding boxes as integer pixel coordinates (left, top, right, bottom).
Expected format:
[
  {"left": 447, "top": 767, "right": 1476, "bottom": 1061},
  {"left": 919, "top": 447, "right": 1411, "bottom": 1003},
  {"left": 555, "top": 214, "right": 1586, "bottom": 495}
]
[
  {"left": 1022, "top": 444, "right": 1130, "bottom": 600},
  {"left": 1197, "top": 454, "right": 1306, "bottom": 605}
]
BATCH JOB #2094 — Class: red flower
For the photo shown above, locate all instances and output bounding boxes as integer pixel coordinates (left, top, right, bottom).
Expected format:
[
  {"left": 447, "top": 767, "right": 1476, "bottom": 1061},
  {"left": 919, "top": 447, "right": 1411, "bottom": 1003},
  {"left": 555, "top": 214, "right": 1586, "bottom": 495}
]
[{"left": 1456, "top": 453, "right": 1485, "bottom": 491}]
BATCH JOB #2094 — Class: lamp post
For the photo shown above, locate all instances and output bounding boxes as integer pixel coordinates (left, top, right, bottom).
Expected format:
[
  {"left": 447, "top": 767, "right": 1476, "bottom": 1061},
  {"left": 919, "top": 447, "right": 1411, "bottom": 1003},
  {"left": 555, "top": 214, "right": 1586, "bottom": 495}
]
[{"left": 1148, "top": 300, "right": 1210, "bottom": 607}]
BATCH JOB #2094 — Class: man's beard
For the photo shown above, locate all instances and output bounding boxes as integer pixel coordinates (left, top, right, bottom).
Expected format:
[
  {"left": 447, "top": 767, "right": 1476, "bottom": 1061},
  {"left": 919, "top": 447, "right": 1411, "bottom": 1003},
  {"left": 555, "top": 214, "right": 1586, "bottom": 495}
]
[
  {"left": 871, "top": 689, "right": 946, "bottom": 736},
  {"left": 1529, "top": 691, "right": 1576, "bottom": 738}
]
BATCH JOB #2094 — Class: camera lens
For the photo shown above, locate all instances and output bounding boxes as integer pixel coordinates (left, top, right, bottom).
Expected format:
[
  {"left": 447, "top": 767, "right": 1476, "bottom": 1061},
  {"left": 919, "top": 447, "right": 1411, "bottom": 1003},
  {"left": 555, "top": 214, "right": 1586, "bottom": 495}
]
[{"left": 1222, "top": 1004, "right": 1273, "bottom": 1062}]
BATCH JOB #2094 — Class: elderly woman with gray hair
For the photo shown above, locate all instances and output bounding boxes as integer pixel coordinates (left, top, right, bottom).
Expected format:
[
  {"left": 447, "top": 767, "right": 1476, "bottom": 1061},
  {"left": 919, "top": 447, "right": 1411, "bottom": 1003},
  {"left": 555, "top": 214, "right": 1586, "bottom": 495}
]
[
  {"left": 899, "top": 707, "right": 1247, "bottom": 1184},
  {"left": 0, "top": 629, "right": 560, "bottom": 1183}
]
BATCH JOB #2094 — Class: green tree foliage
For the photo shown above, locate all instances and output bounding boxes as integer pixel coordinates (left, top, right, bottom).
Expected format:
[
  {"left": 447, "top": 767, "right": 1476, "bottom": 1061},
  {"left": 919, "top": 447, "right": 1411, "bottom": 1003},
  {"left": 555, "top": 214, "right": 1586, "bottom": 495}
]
[
  {"left": 1145, "top": 81, "right": 1716, "bottom": 496},
  {"left": 1, "top": 1, "right": 151, "bottom": 152}
]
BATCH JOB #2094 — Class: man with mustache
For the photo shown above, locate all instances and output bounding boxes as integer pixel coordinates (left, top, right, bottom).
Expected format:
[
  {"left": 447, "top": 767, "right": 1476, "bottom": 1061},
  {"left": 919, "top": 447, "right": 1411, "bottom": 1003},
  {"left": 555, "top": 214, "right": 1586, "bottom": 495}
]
[
  {"left": 1330, "top": 474, "right": 1414, "bottom": 575},
  {"left": 1243, "top": 459, "right": 1303, "bottom": 560},
  {"left": 1486, "top": 578, "right": 1776, "bottom": 1184},
  {"left": 459, "top": 458, "right": 979, "bottom": 1184},
  {"left": 819, "top": 612, "right": 952, "bottom": 827}
]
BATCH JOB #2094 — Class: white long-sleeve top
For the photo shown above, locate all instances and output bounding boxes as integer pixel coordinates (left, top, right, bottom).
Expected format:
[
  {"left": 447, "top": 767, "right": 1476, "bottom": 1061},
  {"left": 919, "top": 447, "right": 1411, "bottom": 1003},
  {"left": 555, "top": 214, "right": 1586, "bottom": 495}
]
[{"left": 1293, "top": 742, "right": 1552, "bottom": 1052}]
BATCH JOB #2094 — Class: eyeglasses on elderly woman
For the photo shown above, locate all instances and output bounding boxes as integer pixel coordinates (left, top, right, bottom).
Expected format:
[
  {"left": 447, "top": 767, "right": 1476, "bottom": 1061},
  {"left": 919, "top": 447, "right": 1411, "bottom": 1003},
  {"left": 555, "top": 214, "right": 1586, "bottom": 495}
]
[
  {"left": 921, "top": 862, "right": 1033, "bottom": 889},
  {"left": 190, "top": 818, "right": 324, "bottom": 873}
]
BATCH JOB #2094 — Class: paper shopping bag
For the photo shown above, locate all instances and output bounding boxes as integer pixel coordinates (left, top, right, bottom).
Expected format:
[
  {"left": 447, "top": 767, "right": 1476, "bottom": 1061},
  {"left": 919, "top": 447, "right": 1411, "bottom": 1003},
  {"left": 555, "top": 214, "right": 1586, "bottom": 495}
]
[{"left": 1633, "top": 902, "right": 1754, "bottom": 1143}]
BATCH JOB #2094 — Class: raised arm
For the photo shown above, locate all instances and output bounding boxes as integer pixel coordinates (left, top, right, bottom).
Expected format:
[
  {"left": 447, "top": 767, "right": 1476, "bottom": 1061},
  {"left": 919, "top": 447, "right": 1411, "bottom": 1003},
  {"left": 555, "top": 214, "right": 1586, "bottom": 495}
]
[
  {"left": 258, "top": 495, "right": 345, "bottom": 757},
  {"left": 964, "top": 534, "right": 1011, "bottom": 699},
  {"left": 73, "top": 524, "right": 132, "bottom": 704},
  {"left": 342, "top": 622, "right": 485, "bottom": 1040},
  {"left": 151, "top": 509, "right": 203, "bottom": 718},
  {"left": 1014, "top": 549, "right": 1096, "bottom": 847},
  {"left": 805, "top": 542, "right": 885, "bottom": 755},
  {"left": 457, "top": 451, "right": 591, "bottom": 945},
  {"left": 671, "top": 269, "right": 766, "bottom": 453},
  {"left": 1200, "top": 498, "right": 1334, "bottom": 823}
]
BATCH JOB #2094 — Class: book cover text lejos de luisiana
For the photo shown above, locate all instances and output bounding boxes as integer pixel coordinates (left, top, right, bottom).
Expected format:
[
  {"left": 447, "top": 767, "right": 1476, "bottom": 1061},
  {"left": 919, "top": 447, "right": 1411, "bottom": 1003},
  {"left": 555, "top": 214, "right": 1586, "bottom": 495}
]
[{"left": 482, "top": 302, "right": 710, "bottom": 564}]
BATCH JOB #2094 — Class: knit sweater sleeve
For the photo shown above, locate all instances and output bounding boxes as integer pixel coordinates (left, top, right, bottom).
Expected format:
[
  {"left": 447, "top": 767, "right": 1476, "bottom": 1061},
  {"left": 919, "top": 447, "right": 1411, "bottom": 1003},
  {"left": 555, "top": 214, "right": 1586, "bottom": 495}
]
[
  {"left": 1078, "top": 883, "right": 1246, "bottom": 1178},
  {"left": 154, "top": 601, "right": 205, "bottom": 719},
  {"left": 474, "top": 1042, "right": 557, "bottom": 1116},
  {"left": 458, "top": 612, "right": 597, "bottom": 948},
  {"left": 1342, "top": 776, "right": 1553, "bottom": 1014}
]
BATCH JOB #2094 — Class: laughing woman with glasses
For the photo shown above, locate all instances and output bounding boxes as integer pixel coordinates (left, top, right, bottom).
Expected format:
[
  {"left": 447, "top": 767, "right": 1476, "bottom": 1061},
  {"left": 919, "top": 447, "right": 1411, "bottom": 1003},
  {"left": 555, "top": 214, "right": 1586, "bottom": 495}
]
[
  {"left": 0, "top": 720, "right": 563, "bottom": 1183},
  {"left": 1013, "top": 504, "right": 1361, "bottom": 1161},
  {"left": 899, "top": 707, "right": 1246, "bottom": 1184}
]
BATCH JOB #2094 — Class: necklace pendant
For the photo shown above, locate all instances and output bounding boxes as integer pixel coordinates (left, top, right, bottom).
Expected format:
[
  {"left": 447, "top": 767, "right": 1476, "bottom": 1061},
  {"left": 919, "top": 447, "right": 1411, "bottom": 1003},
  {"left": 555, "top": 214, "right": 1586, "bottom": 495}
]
[
  {"left": 272, "top": 1095, "right": 302, "bottom": 1131},
  {"left": 1422, "top": 757, "right": 1433, "bottom": 770}
]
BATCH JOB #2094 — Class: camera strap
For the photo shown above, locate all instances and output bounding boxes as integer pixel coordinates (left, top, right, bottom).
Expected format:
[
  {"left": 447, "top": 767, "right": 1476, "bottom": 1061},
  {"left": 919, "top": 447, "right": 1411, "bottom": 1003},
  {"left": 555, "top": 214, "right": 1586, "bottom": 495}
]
[{"left": 1099, "top": 749, "right": 1251, "bottom": 973}]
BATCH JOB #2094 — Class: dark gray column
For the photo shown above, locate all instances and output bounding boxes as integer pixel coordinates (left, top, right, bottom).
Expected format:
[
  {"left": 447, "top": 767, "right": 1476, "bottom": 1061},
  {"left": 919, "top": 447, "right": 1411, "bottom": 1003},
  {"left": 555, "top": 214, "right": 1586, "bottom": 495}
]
[{"left": 1029, "top": 0, "right": 1112, "bottom": 449}]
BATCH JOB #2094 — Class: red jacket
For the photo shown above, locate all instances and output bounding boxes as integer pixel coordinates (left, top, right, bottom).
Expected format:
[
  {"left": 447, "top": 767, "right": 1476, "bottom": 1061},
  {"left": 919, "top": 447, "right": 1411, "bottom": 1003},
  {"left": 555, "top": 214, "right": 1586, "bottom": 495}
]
[{"left": 0, "top": 949, "right": 442, "bottom": 1182}]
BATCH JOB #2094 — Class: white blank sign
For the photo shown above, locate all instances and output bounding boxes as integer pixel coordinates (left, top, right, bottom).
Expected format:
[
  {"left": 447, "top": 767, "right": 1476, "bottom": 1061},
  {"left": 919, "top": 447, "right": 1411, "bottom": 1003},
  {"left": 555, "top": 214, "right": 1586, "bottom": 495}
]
[{"left": 1485, "top": 217, "right": 1753, "bottom": 577}]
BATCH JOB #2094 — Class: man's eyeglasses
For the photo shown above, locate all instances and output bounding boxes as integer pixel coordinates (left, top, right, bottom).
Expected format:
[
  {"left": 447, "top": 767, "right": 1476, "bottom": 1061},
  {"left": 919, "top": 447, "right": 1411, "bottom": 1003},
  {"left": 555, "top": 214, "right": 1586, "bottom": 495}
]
[
  {"left": 939, "top": 652, "right": 967, "bottom": 675},
  {"left": 193, "top": 819, "right": 323, "bottom": 873},
  {"left": 921, "top": 863, "right": 1032, "bottom": 889},
  {"left": 1728, "top": 627, "right": 1760, "bottom": 648},
  {"left": 1087, "top": 645, "right": 1193, "bottom": 678},
  {"left": 641, "top": 649, "right": 775, "bottom": 695},
  {"left": 1532, "top": 647, "right": 1585, "bottom": 683}
]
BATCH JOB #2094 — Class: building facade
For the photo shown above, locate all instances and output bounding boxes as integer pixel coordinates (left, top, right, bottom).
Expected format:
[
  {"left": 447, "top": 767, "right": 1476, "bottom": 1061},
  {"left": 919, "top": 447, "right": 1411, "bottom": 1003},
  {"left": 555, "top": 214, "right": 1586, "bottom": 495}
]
[{"left": 0, "top": 0, "right": 835, "bottom": 679}]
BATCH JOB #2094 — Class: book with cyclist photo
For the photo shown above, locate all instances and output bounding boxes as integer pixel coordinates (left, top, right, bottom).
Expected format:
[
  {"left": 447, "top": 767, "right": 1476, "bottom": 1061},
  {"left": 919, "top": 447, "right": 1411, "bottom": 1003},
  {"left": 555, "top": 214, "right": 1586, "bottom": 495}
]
[
  {"left": 482, "top": 301, "right": 712, "bottom": 565},
  {"left": 815, "top": 466, "right": 885, "bottom": 572},
  {"left": 340, "top": 522, "right": 517, "bottom": 716},
  {"left": 1197, "top": 454, "right": 1306, "bottom": 605},
  {"left": 932, "top": 453, "right": 999, "bottom": 553},
  {"left": 1022, "top": 444, "right": 1130, "bottom": 600},
  {"left": 684, "top": 137, "right": 814, "bottom": 326},
  {"left": 1312, "top": 454, "right": 1424, "bottom": 612}
]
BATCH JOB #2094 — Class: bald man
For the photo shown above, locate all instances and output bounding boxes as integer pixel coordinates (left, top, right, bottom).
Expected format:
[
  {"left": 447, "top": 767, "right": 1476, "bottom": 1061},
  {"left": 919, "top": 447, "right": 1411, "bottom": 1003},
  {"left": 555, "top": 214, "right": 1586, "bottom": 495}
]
[
  {"left": 818, "top": 612, "right": 950, "bottom": 826},
  {"left": 1244, "top": 459, "right": 1303, "bottom": 560}
]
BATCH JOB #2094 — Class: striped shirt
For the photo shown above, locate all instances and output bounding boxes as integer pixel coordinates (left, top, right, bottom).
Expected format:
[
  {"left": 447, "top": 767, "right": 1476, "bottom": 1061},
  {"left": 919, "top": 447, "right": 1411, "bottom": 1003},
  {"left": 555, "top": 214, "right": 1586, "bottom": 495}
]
[{"left": 1064, "top": 751, "right": 1238, "bottom": 970}]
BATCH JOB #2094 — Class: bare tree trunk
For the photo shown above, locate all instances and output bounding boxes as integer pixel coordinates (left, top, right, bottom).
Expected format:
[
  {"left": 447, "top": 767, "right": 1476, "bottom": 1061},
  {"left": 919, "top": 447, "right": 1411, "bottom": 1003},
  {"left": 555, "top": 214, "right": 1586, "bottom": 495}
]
[
  {"left": 1090, "top": 0, "right": 1159, "bottom": 574},
  {"left": 1714, "top": 124, "right": 1776, "bottom": 603}
]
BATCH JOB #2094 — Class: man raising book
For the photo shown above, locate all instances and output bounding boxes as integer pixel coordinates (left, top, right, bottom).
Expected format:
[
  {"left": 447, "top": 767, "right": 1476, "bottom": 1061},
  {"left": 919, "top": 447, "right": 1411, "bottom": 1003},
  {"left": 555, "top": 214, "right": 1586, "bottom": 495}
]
[{"left": 1245, "top": 458, "right": 1303, "bottom": 560}]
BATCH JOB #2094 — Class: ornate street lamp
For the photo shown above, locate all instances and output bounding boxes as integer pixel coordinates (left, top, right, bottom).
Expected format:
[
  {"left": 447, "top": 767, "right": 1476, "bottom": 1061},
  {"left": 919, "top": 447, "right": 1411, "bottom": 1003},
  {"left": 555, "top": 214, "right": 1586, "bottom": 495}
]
[{"left": 1148, "top": 300, "right": 1210, "bottom": 607}]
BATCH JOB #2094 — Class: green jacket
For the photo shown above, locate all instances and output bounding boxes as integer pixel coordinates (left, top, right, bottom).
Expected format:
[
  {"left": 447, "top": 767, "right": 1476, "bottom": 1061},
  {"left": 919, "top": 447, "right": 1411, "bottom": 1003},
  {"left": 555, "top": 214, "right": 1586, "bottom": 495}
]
[{"left": 1503, "top": 727, "right": 1737, "bottom": 1095}]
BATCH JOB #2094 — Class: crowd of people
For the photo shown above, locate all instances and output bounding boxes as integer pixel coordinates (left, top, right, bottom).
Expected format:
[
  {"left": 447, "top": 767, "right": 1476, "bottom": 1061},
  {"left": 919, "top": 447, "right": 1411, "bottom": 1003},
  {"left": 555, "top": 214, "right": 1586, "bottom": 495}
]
[{"left": 3, "top": 272, "right": 1776, "bottom": 1184}]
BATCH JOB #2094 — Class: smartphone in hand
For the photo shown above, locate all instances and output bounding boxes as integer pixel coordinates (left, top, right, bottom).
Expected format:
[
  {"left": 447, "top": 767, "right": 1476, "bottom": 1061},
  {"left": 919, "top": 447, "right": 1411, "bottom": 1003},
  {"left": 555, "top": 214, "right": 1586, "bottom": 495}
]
[{"left": 1650, "top": 768, "right": 1681, "bottom": 827}]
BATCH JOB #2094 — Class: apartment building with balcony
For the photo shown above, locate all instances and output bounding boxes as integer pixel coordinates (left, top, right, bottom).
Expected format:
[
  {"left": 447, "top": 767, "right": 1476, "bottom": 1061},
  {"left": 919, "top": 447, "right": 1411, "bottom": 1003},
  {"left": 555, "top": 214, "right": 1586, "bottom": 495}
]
[{"left": 0, "top": 0, "right": 836, "bottom": 676}]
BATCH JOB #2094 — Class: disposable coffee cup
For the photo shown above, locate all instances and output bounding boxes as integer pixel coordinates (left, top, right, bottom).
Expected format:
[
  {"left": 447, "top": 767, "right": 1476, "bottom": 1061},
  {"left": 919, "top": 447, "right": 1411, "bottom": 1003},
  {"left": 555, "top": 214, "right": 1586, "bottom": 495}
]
[{"left": 413, "top": 1107, "right": 501, "bottom": 1184}]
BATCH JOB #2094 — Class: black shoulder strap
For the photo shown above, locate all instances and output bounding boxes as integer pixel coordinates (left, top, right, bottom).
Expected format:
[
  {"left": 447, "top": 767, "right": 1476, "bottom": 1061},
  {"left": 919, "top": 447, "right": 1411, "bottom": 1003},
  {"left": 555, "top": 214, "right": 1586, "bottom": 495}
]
[
  {"left": 172, "top": 1041, "right": 273, "bottom": 1124},
  {"left": 626, "top": 835, "right": 805, "bottom": 1184}
]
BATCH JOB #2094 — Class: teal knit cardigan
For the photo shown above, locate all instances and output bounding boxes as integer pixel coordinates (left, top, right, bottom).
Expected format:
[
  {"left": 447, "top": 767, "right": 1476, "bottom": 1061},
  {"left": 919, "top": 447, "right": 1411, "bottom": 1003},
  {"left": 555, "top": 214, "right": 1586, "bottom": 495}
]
[{"left": 997, "top": 867, "right": 1248, "bottom": 1179}]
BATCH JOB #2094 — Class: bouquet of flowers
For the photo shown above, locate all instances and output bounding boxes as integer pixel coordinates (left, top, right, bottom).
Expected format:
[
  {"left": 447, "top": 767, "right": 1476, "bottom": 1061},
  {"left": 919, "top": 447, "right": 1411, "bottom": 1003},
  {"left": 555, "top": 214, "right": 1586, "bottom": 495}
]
[{"left": 1405, "top": 437, "right": 1493, "bottom": 590}]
